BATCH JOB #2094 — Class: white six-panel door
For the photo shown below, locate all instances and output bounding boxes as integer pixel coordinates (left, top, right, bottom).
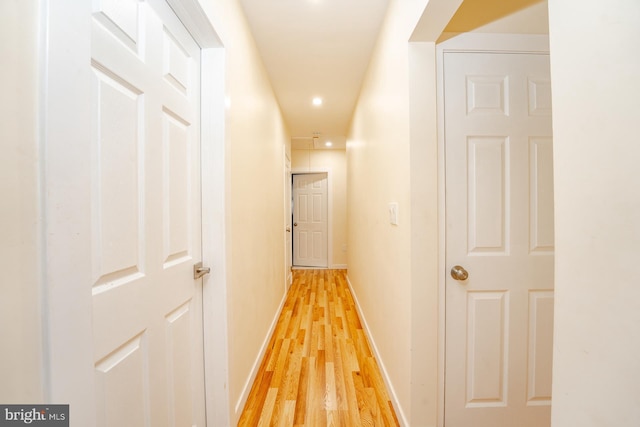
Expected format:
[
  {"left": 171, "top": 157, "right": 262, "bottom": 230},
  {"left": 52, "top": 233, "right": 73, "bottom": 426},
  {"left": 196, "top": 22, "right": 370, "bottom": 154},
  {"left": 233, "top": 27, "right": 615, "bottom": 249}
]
[
  {"left": 444, "top": 52, "right": 554, "bottom": 427},
  {"left": 292, "top": 173, "right": 328, "bottom": 267},
  {"left": 90, "top": 1, "right": 205, "bottom": 425}
]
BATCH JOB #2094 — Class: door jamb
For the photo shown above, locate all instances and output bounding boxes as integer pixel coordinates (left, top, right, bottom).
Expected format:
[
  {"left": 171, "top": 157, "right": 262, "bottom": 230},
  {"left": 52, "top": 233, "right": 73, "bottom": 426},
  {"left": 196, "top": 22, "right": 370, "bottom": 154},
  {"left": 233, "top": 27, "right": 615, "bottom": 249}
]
[
  {"left": 436, "top": 33, "right": 550, "bottom": 427},
  {"left": 285, "top": 153, "right": 293, "bottom": 288},
  {"left": 291, "top": 169, "right": 332, "bottom": 269},
  {"left": 162, "top": 1, "right": 230, "bottom": 425}
]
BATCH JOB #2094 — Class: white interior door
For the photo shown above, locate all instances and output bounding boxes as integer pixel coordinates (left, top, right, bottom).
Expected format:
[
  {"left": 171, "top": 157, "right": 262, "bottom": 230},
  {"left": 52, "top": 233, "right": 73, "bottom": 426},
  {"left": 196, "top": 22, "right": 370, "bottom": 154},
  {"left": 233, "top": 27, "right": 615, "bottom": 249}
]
[
  {"left": 293, "top": 173, "right": 328, "bottom": 267},
  {"left": 444, "top": 52, "right": 554, "bottom": 427},
  {"left": 90, "top": 1, "right": 205, "bottom": 425}
]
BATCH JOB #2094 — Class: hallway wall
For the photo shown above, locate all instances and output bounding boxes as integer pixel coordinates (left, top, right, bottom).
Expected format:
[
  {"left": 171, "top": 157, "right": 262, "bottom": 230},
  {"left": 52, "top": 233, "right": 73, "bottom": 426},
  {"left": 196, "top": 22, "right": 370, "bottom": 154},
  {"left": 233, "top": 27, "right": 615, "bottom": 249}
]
[
  {"left": 346, "top": 0, "right": 430, "bottom": 424},
  {"left": 291, "top": 149, "right": 347, "bottom": 268},
  {"left": 197, "top": 1, "right": 291, "bottom": 423},
  {"left": 548, "top": 0, "right": 640, "bottom": 425},
  {"left": 0, "top": 0, "right": 44, "bottom": 404}
]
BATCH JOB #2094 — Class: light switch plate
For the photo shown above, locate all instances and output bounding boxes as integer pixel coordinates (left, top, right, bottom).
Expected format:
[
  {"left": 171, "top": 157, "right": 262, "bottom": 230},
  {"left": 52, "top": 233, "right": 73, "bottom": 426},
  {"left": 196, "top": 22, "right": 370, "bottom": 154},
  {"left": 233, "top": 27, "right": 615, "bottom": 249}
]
[{"left": 388, "top": 202, "right": 398, "bottom": 225}]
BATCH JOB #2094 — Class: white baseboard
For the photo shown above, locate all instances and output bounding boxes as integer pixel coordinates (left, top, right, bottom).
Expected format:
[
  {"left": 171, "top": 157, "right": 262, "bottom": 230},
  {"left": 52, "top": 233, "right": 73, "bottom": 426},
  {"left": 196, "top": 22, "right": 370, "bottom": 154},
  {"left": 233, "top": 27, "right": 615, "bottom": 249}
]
[
  {"left": 234, "top": 291, "right": 288, "bottom": 416},
  {"left": 290, "top": 264, "right": 347, "bottom": 270},
  {"left": 345, "top": 274, "right": 409, "bottom": 427}
]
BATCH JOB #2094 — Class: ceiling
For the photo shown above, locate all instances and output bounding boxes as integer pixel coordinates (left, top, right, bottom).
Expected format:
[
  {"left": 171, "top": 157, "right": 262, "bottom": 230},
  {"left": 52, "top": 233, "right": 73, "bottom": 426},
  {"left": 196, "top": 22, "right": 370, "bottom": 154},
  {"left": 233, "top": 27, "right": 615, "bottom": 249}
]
[
  {"left": 238, "top": 0, "right": 547, "bottom": 151},
  {"left": 238, "top": 0, "right": 390, "bottom": 150}
]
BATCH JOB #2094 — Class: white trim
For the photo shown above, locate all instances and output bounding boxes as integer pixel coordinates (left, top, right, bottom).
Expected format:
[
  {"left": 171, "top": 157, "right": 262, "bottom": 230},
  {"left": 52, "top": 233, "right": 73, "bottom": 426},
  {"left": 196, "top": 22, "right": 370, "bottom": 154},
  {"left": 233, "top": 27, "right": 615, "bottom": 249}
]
[
  {"left": 345, "top": 274, "right": 408, "bottom": 427},
  {"left": 164, "top": 0, "right": 221, "bottom": 48},
  {"left": 290, "top": 265, "right": 347, "bottom": 270},
  {"left": 201, "top": 47, "right": 230, "bottom": 426},
  {"left": 38, "top": 0, "right": 51, "bottom": 400},
  {"left": 291, "top": 168, "right": 333, "bottom": 269},
  {"left": 437, "top": 32, "right": 549, "bottom": 53},
  {"left": 43, "top": 1, "right": 95, "bottom": 422},
  {"left": 435, "top": 33, "right": 551, "bottom": 427},
  {"left": 435, "top": 39, "right": 447, "bottom": 427},
  {"left": 234, "top": 291, "right": 288, "bottom": 415},
  {"left": 284, "top": 152, "right": 292, "bottom": 291}
]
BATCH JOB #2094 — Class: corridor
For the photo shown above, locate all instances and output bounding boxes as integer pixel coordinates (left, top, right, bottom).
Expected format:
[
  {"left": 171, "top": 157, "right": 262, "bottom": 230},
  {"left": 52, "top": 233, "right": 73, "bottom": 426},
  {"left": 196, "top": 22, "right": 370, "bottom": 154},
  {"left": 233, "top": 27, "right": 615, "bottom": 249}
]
[{"left": 5, "top": 1, "right": 639, "bottom": 426}]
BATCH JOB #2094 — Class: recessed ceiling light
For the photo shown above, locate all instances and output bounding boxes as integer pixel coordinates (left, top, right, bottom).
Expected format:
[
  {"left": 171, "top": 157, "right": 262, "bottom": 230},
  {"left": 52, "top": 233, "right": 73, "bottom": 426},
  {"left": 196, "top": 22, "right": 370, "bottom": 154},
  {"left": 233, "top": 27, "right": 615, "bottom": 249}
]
[
  {"left": 312, "top": 97, "right": 323, "bottom": 106},
  {"left": 325, "top": 141, "right": 332, "bottom": 147}
]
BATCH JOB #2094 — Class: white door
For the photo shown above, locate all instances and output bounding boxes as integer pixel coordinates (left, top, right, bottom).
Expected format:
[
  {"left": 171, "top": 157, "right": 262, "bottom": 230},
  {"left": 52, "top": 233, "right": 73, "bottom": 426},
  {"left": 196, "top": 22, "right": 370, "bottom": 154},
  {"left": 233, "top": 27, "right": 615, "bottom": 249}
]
[
  {"left": 293, "top": 173, "right": 328, "bottom": 267},
  {"left": 91, "top": 2, "right": 205, "bottom": 425},
  {"left": 444, "top": 52, "right": 554, "bottom": 427}
]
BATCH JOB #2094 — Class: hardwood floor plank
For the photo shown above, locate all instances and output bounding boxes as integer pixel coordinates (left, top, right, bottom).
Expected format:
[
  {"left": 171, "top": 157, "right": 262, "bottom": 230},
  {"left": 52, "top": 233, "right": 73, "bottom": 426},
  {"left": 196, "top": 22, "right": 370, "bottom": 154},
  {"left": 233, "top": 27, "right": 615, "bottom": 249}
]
[
  {"left": 353, "top": 371, "right": 374, "bottom": 426},
  {"left": 266, "top": 339, "right": 284, "bottom": 372},
  {"left": 316, "top": 350, "right": 327, "bottom": 414},
  {"left": 271, "top": 338, "right": 291, "bottom": 388},
  {"left": 307, "top": 355, "right": 318, "bottom": 425},
  {"left": 257, "top": 387, "right": 278, "bottom": 426},
  {"left": 325, "top": 361, "right": 337, "bottom": 411},
  {"left": 332, "top": 327, "right": 348, "bottom": 412},
  {"left": 238, "top": 369, "right": 273, "bottom": 426},
  {"left": 279, "top": 401, "right": 296, "bottom": 427},
  {"left": 283, "top": 334, "right": 303, "bottom": 401},
  {"left": 364, "top": 387, "right": 385, "bottom": 427},
  {"left": 238, "top": 270, "right": 399, "bottom": 427},
  {"left": 293, "top": 357, "right": 309, "bottom": 425},
  {"left": 364, "top": 357, "right": 398, "bottom": 426}
]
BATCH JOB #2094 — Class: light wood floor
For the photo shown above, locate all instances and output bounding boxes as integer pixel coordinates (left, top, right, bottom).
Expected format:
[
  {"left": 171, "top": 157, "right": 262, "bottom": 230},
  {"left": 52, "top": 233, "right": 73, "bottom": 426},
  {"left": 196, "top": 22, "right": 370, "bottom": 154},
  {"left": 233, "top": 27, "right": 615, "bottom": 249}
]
[{"left": 238, "top": 269, "right": 400, "bottom": 427}]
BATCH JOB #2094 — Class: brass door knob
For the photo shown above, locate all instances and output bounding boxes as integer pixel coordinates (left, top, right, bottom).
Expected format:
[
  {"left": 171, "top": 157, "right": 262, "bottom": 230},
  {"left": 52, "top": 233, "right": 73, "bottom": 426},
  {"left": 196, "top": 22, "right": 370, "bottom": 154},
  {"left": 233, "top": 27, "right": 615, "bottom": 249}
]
[{"left": 450, "top": 265, "right": 469, "bottom": 281}]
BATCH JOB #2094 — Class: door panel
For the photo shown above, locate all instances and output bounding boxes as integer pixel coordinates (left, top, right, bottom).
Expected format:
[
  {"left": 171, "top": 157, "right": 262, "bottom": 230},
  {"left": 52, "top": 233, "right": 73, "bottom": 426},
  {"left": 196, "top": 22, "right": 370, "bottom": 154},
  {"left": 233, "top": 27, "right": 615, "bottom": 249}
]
[
  {"left": 91, "top": 2, "right": 205, "bottom": 426},
  {"left": 467, "top": 136, "right": 508, "bottom": 254},
  {"left": 293, "top": 173, "right": 328, "bottom": 267},
  {"left": 444, "top": 52, "right": 554, "bottom": 427},
  {"left": 465, "top": 291, "right": 508, "bottom": 407}
]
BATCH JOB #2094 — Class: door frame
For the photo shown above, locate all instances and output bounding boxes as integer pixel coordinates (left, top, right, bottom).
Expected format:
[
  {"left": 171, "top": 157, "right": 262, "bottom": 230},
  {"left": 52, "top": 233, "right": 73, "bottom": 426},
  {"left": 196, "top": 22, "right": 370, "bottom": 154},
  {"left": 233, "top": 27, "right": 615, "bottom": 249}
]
[
  {"left": 436, "top": 33, "right": 551, "bottom": 427},
  {"left": 42, "top": 1, "right": 229, "bottom": 425},
  {"left": 285, "top": 153, "right": 293, "bottom": 287},
  {"left": 291, "top": 169, "right": 333, "bottom": 269}
]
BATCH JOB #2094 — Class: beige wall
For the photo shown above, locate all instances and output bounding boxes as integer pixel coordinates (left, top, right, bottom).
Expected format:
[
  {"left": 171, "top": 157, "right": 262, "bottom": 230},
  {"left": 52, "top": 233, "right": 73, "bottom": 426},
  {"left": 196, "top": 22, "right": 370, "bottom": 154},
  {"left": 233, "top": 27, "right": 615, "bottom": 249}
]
[
  {"left": 0, "top": 0, "right": 44, "bottom": 403},
  {"left": 548, "top": 0, "right": 640, "bottom": 425},
  {"left": 291, "top": 149, "right": 347, "bottom": 267},
  {"left": 346, "top": 0, "right": 431, "bottom": 424},
  {"left": 198, "top": 1, "right": 291, "bottom": 422}
]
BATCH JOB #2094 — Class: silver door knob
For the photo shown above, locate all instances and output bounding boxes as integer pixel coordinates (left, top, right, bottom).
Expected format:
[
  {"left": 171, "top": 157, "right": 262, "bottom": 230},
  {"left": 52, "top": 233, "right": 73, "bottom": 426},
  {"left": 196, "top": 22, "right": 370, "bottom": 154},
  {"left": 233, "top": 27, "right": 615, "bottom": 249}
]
[
  {"left": 450, "top": 265, "right": 469, "bottom": 281},
  {"left": 194, "top": 262, "right": 211, "bottom": 279}
]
